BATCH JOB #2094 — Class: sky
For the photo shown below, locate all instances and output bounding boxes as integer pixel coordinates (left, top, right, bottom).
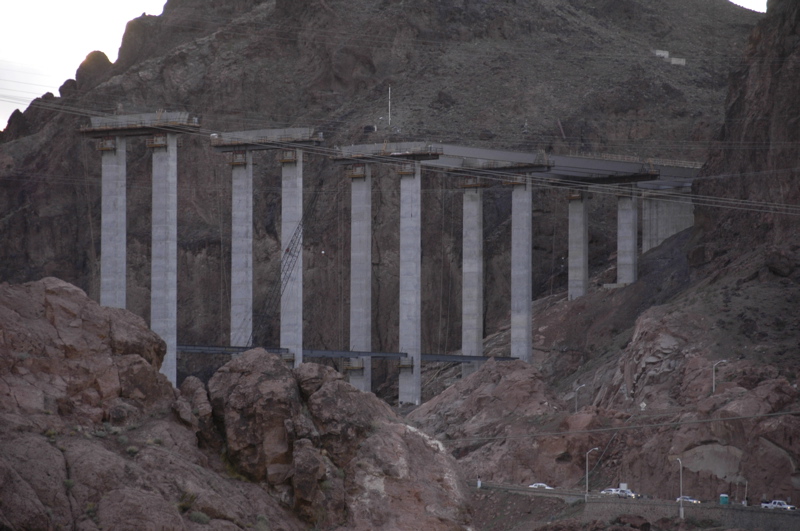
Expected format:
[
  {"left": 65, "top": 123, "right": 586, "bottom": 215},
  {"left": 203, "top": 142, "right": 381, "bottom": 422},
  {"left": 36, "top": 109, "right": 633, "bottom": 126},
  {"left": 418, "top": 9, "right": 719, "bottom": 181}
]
[
  {"left": 0, "top": 1, "right": 166, "bottom": 129},
  {"left": 0, "top": 0, "right": 769, "bottom": 130}
]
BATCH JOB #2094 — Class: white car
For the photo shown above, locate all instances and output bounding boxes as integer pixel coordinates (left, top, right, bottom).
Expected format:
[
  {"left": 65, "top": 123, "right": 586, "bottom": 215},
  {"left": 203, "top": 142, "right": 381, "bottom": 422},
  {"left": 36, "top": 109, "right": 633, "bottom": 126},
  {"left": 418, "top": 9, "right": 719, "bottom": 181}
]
[
  {"left": 528, "top": 483, "right": 554, "bottom": 489},
  {"left": 676, "top": 496, "right": 701, "bottom": 504},
  {"left": 761, "top": 500, "right": 796, "bottom": 510},
  {"left": 600, "top": 488, "right": 620, "bottom": 495},
  {"left": 617, "top": 488, "right": 639, "bottom": 499}
]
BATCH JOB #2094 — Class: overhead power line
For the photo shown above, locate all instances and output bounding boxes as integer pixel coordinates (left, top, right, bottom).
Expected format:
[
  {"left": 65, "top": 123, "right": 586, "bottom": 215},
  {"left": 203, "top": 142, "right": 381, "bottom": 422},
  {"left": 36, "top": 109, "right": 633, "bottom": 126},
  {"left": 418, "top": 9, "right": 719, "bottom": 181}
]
[{"left": 3, "top": 97, "right": 799, "bottom": 219}]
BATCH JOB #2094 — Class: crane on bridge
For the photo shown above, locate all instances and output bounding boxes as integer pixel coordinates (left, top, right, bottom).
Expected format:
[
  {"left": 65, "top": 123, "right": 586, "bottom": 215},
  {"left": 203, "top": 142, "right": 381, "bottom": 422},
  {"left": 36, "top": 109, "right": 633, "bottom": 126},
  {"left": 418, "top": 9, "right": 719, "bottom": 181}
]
[{"left": 247, "top": 182, "right": 323, "bottom": 347}]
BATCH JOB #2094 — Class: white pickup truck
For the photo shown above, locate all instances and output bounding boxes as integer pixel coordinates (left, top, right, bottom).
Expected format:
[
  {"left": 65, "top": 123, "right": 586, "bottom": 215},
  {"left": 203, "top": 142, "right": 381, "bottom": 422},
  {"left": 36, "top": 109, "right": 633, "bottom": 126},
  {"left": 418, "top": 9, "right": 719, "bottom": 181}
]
[{"left": 761, "top": 500, "right": 797, "bottom": 510}]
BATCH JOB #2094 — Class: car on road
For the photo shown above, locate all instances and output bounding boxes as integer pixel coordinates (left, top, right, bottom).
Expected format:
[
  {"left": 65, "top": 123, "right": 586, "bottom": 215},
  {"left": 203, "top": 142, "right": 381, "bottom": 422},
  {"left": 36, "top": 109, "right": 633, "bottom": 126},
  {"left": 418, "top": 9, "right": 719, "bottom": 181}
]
[
  {"left": 600, "top": 488, "right": 621, "bottom": 496},
  {"left": 617, "top": 488, "right": 639, "bottom": 499},
  {"left": 528, "top": 483, "right": 554, "bottom": 489},
  {"left": 676, "top": 496, "right": 701, "bottom": 504},
  {"left": 761, "top": 500, "right": 797, "bottom": 510}
]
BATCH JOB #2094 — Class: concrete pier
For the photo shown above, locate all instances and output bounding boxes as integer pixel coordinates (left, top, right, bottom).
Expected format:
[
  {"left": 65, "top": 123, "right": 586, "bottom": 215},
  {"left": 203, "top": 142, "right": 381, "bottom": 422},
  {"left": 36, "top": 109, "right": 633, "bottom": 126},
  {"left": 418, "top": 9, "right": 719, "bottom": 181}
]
[
  {"left": 80, "top": 112, "right": 199, "bottom": 387},
  {"left": 151, "top": 133, "right": 179, "bottom": 385},
  {"left": 616, "top": 190, "right": 638, "bottom": 285},
  {"left": 642, "top": 190, "right": 694, "bottom": 253},
  {"left": 281, "top": 148, "right": 304, "bottom": 367},
  {"left": 211, "top": 128, "right": 321, "bottom": 352},
  {"left": 230, "top": 150, "right": 253, "bottom": 347},
  {"left": 510, "top": 180, "right": 532, "bottom": 362},
  {"left": 568, "top": 192, "right": 589, "bottom": 300},
  {"left": 349, "top": 164, "right": 373, "bottom": 392},
  {"left": 100, "top": 136, "right": 127, "bottom": 309},
  {"left": 398, "top": 161, "right": 422, "bottom": 405},
  {"left": 462, "top": 186, "right": 484, "bottom": 376}
]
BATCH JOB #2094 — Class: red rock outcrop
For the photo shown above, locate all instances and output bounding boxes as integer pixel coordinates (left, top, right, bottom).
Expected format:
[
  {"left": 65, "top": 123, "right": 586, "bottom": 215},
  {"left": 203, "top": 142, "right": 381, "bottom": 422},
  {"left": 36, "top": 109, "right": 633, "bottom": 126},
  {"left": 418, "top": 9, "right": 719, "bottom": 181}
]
[
  {"left": 208, "top": 350, "right": 471, "bottom": 529},
  {"left": 0, "top": 276, "right": 172, "bottom": 431},
  {"left": 0, "top": 277, "right": 471, "bottom": 530}
]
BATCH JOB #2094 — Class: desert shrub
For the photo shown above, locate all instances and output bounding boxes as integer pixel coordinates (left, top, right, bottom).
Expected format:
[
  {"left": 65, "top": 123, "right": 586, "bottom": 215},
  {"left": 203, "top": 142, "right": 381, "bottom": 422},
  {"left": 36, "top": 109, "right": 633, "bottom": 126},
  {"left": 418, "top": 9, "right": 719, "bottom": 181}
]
[
  {"left": 178, "top": 491, "right": 197, "bottom": 513},
  {"left": 189, "top": 511, "right": 210, "bottom": 524},
  {"left": 85, "top": 502, "right": 97, "bottom": 520},
  {"left": 255, "top": 514, "right": 270, "bottom": 531}
]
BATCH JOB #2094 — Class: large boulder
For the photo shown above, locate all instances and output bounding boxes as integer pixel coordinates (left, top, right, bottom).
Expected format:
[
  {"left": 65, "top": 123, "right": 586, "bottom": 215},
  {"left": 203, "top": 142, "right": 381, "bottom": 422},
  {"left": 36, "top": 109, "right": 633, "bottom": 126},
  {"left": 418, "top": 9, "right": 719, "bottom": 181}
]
[
  {"left": 0, "top": 278, "right": 307, "bottom": 530},
  {"left": 208, "top": 350, "right": 472, "bottom": 529},
  {"left": 0, "top": 277, "right": 172, "bottom": 431}
]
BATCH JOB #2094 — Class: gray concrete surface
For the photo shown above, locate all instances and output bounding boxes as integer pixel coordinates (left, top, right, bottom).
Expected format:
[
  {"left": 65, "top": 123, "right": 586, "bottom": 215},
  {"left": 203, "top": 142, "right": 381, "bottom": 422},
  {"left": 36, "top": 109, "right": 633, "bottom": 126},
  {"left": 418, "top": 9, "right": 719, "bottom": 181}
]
[
  {"left": 151, "top": 133, "right": 178, "bottom": 385},
  {"left": 398, "top": 162, "right": 422, "bottom": 405},
  {"left": 568, "top": 192, "right": 589, "bottom": 300},
  {"left": 280, "top": 149, "right": 304, "bottom": 367},
  {"left": 617, "top": 191, "right": 638, "bottom": 284},
  {"left": 511, "top": 181, "right": 532, "bottom": 362},
  {"left": 349, "top": 164, "right": 373, "bottom": 392},
  {"left": 462, "top": 187, "right": 484, "bottom": 377},
  {"left": 100, "top": 136, "right": 127, "bottom": 310},
  {"left": 230, "top": 150, "right": 253, "bottom": 347}
]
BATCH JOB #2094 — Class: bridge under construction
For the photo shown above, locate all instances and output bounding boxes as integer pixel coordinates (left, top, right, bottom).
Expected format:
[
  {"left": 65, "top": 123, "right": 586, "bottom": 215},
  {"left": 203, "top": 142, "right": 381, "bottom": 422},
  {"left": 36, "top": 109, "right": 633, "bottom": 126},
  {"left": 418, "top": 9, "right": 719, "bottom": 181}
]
[{"left": 81, "top": 112, "right": 699, "bottom": 405}]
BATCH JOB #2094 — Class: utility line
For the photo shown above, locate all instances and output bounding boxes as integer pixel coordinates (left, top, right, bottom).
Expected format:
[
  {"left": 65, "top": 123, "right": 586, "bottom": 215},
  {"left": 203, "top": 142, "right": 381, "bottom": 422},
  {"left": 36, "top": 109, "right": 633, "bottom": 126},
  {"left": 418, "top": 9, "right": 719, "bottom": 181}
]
[{"left": 3, "top": 98, "right": 799, "bottom": 218}]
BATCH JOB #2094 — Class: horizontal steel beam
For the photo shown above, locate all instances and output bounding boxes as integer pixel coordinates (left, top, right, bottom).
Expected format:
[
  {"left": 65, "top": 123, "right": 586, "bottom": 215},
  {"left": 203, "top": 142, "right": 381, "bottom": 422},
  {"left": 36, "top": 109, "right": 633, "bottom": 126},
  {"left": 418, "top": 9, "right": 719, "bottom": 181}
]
[{"left": 178, "top": 346, "right": 517, "bottom": 364}]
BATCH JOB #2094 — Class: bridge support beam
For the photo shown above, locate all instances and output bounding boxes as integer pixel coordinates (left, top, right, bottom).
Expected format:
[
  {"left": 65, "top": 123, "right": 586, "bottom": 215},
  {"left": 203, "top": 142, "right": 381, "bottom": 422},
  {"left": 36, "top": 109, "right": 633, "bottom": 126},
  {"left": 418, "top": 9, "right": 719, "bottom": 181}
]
[
  {"left": 568, "top": 192, "right": 589, "bottom": 300},
  {"left": 151, "top": 133, "right": 178, "bottom": 385},
  {"left": 230, "top": 150, "right": 253, "bottom": 347},
  {"left": 511, "top": 180, "right": 532, "bottom": 362},
  {"left": 100, "top": 136, "right": 127, "bottom": 309},
  {"left": 349, "top": 164, "right": 372, "bottom": 392},
  {"left": 616, "top": 190, "right": 638, "bottom": 285},
  {"left": 281, "top": 149, "right": 304, "bottom": 367},
  {"left": 398, "top": 161, "right": 422, "bottom": 405},
  {"left": 462, "top": 186, "right": 484, "bottom": 376}
]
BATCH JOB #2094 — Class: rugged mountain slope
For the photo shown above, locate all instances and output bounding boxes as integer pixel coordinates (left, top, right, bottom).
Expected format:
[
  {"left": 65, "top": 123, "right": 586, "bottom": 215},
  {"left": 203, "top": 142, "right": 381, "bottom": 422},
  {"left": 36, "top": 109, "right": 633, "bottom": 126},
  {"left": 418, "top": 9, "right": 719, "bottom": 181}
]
[
  {"left": 0, "top": 0, "right": 759, "bottom": 363},
  {"left": 410, "top": 0, "right": 800, "bottom": 517}
]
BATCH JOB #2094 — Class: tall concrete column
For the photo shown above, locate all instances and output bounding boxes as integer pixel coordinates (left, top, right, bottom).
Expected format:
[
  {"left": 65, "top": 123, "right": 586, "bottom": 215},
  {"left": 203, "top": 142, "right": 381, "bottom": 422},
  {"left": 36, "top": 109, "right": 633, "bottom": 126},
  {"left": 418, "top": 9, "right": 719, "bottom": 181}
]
[
  {"left": 642, "top": 191, "right": 694, "bottom": 253},
  {"left": 617, "top": 191, "right": 638, "bottom": 285},
  {"left": 230, "top": 150, "right": 253, "bottom": 347},
  {"left": 398, "top": 161, "right": 422, "bottom": 405},
  {"left": 656, "top": 198, "right": 673, "bottom": 245},
  {"left": 462, "top": 186, "right": 484, "bottom": 375},
  {"left": 151, "top": 133, "right": 178, "bottom": 385},
  {"left": 349, "top": 164, "right": 372, "bottom": 392},
  {"left": 680, "top": 194, "right": 695, "bottom": 231},
  {"left": 673, "top": 192, "right": 695, "bottom": 236},
  {"left": 642, "top": 193, "right": 656, "bottom": 253},
  {"left": 511, "top": 181, "right": 532, "bottom": 362},
  {"left": 100, "top": 136, "right": 127, "bottom": 309},
  {"left": 568, "top": 192, "right": 589, "bottom": 300},
  {"left": 281, "top": 148, "right": 304, "bottom": 367}
]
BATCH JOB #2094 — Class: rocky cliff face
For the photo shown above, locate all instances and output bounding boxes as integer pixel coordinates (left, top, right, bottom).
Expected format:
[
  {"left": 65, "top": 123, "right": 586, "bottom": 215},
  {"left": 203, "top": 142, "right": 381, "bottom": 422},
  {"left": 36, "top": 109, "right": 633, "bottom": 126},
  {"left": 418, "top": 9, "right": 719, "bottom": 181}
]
[
  {"left": 409, "top": 1, "right": 800, "bottom": 515},
  {"left": 0, "top": 0, "right": 759, "bottom": 363},
  {"left": 694, "top": 0, "right": 800, "bottom": 257},
  {"left": 0, "top": 278, "right": 469, "bottom": 530}
]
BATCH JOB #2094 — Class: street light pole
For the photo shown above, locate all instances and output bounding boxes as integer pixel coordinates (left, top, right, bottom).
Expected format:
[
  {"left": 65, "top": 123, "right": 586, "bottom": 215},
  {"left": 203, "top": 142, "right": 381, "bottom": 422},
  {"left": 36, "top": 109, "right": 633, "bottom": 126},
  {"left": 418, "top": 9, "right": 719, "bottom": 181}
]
[
  {"left": 676, "top": 457, "right": 684, "bottom": 520},
  {"left": 575, "top": 384, "right": 586, "bottom": 413},
  {"left": 585, "top": 447, "right": 599, "bottom": 502},
  {"left": 712, "top": 360, "right": 728, "bottom": 394}
]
